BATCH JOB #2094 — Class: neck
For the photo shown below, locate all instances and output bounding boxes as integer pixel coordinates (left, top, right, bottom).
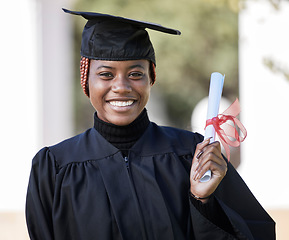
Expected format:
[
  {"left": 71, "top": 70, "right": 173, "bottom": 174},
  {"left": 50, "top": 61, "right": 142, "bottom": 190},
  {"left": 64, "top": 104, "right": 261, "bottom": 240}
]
[{"left": 94, "top": 109, "right": 150, "bottom": 153}]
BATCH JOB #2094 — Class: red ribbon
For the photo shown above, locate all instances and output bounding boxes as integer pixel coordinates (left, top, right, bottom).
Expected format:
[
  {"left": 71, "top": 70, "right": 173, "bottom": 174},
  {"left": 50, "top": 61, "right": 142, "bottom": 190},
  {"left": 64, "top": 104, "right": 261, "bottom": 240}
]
[{"left": 205, "top": 98, "right": 247, "bottom": 161}]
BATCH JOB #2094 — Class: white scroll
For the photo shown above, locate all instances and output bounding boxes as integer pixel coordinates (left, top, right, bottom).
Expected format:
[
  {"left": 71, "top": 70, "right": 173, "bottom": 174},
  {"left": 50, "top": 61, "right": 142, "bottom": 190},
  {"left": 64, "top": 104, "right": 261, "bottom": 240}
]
[{"left": 199, "top": 72, "right": 225, "bottom": 183}]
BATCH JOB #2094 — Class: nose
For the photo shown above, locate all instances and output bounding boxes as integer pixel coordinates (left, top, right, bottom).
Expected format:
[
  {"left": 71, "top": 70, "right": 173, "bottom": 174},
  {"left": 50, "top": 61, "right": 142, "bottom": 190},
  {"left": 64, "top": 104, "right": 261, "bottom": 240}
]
[{"left": 111, "top": 74, "right": 132, "bottom": 93}]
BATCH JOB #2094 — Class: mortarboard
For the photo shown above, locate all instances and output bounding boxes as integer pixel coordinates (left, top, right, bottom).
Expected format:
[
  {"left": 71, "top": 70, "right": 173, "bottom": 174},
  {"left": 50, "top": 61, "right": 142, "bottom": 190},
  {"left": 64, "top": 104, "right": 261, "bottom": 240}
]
[{"left": 63, "top": 8, "right": 181, "bottom": 65}]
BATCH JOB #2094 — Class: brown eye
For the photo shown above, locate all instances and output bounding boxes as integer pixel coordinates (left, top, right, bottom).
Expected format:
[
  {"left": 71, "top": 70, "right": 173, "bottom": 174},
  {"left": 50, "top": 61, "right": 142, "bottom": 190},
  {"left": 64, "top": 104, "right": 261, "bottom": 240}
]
[
  {"left": 129, "top": 72, "right": 144, "bottom": 80},
  {"left": 99, "top": 72, "right": 114, "bottom": 80}
]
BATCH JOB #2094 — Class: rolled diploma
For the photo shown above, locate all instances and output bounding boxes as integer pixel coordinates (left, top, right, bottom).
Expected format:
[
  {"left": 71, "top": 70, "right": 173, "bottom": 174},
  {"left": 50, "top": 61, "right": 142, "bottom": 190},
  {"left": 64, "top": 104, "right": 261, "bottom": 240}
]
[{"left": 199, "top": 72, "right": 225, "bottom": 182}]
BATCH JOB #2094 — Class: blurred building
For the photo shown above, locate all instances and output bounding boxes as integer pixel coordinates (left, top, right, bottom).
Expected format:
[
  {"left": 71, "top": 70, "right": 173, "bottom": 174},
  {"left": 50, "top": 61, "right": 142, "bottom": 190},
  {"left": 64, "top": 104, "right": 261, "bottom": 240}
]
[
  {"left": 0, "top": 0, "right": 74, "bottom": 239},
  {"left": 239, "top": 1, "right": 289, "bottom": 238}
]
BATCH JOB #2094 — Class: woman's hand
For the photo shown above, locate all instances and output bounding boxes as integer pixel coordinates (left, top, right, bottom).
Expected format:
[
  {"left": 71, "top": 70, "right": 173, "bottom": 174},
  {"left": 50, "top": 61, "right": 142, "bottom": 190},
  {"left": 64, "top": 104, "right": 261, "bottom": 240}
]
[{"left": 190, "top": 138, "right": 227, "bottom": 203}]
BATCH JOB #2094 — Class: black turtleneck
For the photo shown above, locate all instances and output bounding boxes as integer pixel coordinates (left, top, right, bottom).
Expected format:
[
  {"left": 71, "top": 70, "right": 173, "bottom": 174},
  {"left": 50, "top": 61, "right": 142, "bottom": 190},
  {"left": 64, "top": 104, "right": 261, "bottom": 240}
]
[{"left": 93, "top": 109, "right": 150, "bottom": 156}]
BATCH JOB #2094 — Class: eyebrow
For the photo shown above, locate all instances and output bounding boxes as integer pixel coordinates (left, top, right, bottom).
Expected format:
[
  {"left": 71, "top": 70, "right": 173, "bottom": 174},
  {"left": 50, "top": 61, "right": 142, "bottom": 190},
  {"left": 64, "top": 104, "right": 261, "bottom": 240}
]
[
  {"left": 97, "top": 65, "right": 114, "bottom": 70},
  {"left": 96, "top": 64, "right": 146, "bottom": 70},
  {"left": 128, "top": 64, "right": 145, "bottom": 70}
]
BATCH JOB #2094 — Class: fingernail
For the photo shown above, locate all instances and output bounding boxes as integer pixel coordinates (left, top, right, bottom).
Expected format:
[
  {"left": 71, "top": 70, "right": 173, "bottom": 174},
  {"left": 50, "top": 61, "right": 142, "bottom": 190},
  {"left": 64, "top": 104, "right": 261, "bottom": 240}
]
[
  {"left": 196, "top": 151, "right": 203, "bottom": 159},
  {"left": 195, "top": 172, "right": 200, "bottom": 181},
  {"left": 204, "top": 137, "right": 212, "bottom": 142}
]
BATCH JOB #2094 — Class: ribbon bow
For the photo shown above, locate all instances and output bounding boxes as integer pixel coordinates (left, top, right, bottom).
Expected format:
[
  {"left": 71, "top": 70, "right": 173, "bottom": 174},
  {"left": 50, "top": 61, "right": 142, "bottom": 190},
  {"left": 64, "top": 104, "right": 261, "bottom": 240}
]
[{"left": 205, "top": 98, "right": 247, "bottom": 161}]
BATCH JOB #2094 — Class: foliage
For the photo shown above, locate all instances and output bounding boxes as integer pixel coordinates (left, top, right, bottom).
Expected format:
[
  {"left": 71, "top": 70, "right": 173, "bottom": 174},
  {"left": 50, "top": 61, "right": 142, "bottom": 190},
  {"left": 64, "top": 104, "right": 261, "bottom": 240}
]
[{"left": 71, "top": 0, "right": 239, "bottom": 132}]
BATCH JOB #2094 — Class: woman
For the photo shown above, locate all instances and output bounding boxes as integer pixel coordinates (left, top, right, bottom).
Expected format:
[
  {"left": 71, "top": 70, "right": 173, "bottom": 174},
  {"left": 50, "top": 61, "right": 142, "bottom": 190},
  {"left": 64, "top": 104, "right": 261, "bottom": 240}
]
[{"left": 26, "top": 9, "right": 275, "bottom": 240}]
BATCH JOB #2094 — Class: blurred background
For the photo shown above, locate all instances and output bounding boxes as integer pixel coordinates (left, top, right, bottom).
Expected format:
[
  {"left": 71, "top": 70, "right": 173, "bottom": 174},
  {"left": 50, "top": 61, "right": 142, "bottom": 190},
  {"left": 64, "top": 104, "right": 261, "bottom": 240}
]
[{"left": 0, "top": 0, "right": 288, "bottom": 239}]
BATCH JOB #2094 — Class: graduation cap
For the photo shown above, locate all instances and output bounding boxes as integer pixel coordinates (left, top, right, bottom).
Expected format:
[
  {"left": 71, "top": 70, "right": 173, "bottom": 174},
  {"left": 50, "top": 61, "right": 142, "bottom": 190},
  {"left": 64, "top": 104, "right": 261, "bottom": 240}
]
[{"left": 63, "top": 8, "right": 181, "bottom": 65}]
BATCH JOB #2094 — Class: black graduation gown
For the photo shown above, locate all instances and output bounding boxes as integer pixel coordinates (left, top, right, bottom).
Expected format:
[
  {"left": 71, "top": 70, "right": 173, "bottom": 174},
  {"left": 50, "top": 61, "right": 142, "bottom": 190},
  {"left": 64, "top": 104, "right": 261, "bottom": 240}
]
[{"left": 26, "top": 122, "right": 275, "bottom": 240}]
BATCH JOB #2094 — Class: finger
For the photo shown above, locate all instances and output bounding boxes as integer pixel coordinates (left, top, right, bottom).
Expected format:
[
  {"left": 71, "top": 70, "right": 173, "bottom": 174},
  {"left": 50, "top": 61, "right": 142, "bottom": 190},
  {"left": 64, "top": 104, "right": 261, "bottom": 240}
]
[
  {"left": 209, "top": 141, "right": 222, "bottom": 152},
  {"left": 198, "top": 143, "right": 223, "bottom": 168},
  {"left": 196, "top": 152, "right": 226, "bottom": 172},
  {"left": 194, "top": 154, "right": 219, "bottom": 181},
  {"left": 194, "top": 138, "right": 212, "bottom": 160},
  {"left": 191, "top": 138, "right": 214, "bottom": 179},
  {"left": 196, "top": 150, "right": 204, "bottom": 160},
  {"left": 194, "top": 151, "right": 227, "bottom": 179},
  {"left": 194, "top": 159, "right": 227, "bottom": 181},
  {"left": 196, "top": 138, "right": 211, "bottom": 150},
  {"left": 201, "top": 141, "right": 222, "bottom": 158},
  {"left": 192, "top": 152, "right": 221, "bottom": 180},
  {"left": 194, "top": 161, "right": 214, "bottom": 181}
]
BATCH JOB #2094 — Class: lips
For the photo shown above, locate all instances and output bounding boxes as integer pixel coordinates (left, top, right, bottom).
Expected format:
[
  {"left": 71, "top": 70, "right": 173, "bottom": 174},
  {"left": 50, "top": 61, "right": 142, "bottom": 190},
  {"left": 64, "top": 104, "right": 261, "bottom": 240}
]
[{"left": 108, "top": 100, "right": 135, "bottom": 107}]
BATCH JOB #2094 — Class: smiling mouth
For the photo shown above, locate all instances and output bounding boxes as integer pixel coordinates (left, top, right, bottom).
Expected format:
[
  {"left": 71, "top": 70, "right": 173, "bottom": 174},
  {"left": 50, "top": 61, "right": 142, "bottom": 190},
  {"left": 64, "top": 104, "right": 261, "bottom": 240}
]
[{"left": 109, "top": 100, "right": 135, "bottom": 107}]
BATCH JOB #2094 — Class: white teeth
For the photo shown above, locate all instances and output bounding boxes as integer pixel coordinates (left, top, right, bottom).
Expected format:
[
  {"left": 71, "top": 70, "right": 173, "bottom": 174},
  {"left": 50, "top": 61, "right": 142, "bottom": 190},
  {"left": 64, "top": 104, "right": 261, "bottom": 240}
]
[{"left": 109, "top": 100, "right": 134, "bottom": 107}]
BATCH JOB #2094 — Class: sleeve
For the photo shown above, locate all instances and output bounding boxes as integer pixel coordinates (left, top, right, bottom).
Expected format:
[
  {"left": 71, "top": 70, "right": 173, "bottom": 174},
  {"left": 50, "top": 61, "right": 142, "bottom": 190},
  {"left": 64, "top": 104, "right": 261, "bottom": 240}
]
[
  {"left": 214, "top": 163, "right": 276, "bottom": 240},
  {"left": 189, "top": 195, "right": 253, "bottom": 239},
  {"left": 181, "top": 133, "right": 275, "bottom": 239},
  {"left": 188, "top": 166, "right": 275, "bottom": 240},
  {"left": 189, "top": 195, "right": 236, "bottom": 235},
  {"left": 25, "top": 147, "right": 58, "bottom": 240}
]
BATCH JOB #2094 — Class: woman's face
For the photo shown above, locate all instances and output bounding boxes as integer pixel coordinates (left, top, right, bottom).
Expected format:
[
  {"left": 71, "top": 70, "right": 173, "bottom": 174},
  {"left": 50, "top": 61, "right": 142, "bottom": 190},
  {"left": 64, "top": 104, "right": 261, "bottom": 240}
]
[{"left": 88, "top": 59, "right": 152, "bottom": 126}]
